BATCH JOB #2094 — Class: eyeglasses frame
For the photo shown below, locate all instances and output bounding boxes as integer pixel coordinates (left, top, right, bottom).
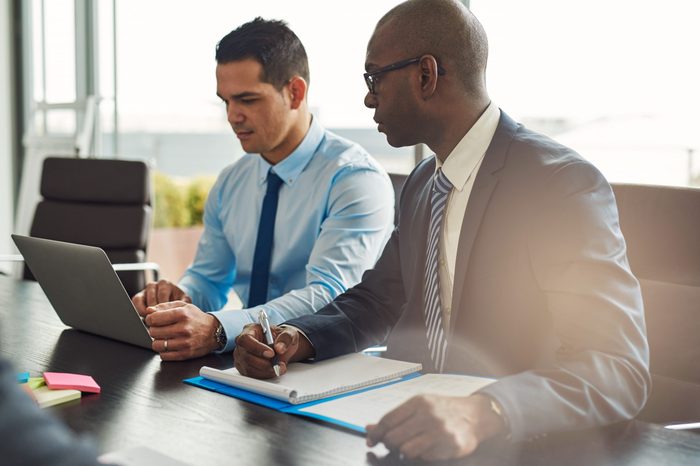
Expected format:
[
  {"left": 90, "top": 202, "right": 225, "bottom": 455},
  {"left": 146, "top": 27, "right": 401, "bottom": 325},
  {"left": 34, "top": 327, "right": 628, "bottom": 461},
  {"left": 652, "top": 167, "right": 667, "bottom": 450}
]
[{"left": 363, "top": 56, "right": 446, "bottom": 94}]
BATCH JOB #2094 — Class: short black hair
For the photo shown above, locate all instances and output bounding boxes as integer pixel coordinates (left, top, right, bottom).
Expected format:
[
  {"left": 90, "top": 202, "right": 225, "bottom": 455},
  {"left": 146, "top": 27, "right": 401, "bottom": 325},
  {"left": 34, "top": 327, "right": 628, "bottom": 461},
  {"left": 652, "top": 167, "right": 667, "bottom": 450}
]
[{"left": 215, "top": 17, "right": 310, "bottom": 90}]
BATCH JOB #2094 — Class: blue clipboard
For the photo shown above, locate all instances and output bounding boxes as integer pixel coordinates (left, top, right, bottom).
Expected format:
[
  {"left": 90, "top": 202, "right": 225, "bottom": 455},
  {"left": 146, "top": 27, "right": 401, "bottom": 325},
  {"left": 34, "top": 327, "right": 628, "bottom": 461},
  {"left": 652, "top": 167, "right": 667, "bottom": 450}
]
[{"left": 184, "top": 372, "right": 423, "bottom": 433}]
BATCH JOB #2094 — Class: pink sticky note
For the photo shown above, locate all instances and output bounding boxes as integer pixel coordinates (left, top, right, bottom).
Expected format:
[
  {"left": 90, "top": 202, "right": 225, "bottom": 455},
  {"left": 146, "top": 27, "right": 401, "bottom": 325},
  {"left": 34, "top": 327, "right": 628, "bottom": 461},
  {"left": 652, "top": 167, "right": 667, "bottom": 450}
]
[{"left": 43, "top": 372, "right": 101, "bottom": 394}]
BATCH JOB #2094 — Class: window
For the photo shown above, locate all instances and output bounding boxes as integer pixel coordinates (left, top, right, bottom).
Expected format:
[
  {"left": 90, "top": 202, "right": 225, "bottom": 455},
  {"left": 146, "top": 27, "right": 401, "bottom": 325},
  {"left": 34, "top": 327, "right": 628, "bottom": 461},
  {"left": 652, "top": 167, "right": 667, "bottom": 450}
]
[
  {"left": 471, "top": 0, "right": 700, "bottom": 187},
  {"left": 111, "top": 1, "right": 413, "bottom": 177},
  {"left": 22, "top": 1, "right": 700, "bottom": 185}
]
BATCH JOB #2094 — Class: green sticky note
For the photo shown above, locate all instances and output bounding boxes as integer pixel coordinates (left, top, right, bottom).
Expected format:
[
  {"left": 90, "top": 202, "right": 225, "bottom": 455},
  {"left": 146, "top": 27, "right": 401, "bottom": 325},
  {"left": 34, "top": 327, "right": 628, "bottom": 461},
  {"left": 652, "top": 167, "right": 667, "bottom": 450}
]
[
  {"left": 27, "top": 377, "right": 46, "bottom": 390},
  {"left": 33, "top": 385, "right": 81, "bottom": 409}
]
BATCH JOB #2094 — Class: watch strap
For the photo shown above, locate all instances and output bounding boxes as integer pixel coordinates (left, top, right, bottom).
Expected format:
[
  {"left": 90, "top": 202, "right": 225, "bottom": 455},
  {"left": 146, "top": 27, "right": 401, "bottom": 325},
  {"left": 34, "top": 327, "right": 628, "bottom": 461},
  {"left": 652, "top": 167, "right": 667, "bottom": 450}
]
[{"left": 214, "top": 319, "right": 227, "bottom": 351}]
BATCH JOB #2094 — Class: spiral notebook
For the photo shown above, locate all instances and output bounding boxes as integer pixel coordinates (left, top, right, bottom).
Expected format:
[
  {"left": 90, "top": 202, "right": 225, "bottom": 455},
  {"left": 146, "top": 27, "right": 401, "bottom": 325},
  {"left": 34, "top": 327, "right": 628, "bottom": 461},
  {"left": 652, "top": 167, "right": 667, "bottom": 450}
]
[
  {"left": 185, "top": 353, "right": 495, "bottom": 433},
  {"left": 196, "top": 353, "right": 422, "bottom": 404}
]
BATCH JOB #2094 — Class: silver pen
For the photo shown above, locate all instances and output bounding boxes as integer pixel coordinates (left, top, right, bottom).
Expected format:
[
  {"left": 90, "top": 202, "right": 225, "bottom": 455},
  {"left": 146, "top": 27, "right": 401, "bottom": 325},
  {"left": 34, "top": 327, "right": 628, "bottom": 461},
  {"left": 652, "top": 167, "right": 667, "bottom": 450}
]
[{"left": 258, "top": 309, "right": 281, "bottom": 377}]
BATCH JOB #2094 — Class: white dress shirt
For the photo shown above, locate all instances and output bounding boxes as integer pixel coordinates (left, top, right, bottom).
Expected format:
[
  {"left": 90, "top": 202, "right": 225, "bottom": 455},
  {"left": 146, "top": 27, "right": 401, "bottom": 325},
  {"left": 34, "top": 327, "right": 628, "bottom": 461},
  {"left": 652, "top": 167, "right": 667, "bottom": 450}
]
[{"left": 435, "top": 102, "right": 500, "bottom": 327}]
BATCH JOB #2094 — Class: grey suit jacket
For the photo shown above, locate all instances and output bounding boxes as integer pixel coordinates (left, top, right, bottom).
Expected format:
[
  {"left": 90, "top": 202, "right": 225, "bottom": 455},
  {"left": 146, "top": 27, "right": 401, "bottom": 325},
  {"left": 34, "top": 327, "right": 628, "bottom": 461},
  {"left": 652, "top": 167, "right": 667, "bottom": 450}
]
[{"left": 288, "top": 111, "right": 651, "bottom": 441}]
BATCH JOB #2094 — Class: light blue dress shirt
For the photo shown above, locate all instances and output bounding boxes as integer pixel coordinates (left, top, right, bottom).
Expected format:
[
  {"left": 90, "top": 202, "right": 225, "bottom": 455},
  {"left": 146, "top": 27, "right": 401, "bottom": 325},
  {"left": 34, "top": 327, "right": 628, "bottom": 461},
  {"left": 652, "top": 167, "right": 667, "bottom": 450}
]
[{"left": 178, "top": 117, "right": 394, "bottom": 352}]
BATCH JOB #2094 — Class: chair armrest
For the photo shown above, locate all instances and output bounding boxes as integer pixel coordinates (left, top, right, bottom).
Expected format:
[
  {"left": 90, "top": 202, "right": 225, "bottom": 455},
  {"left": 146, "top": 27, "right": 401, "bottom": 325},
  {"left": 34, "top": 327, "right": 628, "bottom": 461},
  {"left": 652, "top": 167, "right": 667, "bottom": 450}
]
[
  {"left": 112, "top": 262, "right": 160, "bottom": 282},
  {"left": 0, "top": 255, "right": 159, "bottom": 282}
]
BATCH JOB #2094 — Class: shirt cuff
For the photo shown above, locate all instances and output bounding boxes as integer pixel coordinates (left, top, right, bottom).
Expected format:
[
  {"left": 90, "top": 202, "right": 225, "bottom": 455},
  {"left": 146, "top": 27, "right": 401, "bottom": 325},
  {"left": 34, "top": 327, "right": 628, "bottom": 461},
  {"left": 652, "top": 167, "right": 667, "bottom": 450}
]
[
  {"left": 209, "top": 308, "right": 257, "bottom": 353},
  {"left": 279, "top": 324, "right": 316, "bottom": 361}
]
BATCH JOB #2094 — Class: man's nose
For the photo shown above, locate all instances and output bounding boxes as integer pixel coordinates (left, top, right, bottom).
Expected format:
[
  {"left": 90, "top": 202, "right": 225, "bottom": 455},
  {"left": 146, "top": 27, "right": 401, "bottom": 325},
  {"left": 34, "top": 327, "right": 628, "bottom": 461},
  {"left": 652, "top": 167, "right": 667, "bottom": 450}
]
[
  {"left": 227, "top": 105, "right": 245, "bottom": 125},
  {"left": 364, "top": 91, "right": 377, "bottom": 109}
]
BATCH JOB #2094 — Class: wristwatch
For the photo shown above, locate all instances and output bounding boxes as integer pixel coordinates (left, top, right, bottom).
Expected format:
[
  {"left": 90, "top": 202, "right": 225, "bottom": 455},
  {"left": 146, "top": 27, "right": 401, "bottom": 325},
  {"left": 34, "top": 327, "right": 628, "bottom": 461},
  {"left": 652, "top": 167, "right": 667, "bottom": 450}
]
[
  {"left": 486, "top": 396, "right": 510, "bottom": 437},
  {"left": 214, "top": 319, "right": 227, "bottom": 351}
]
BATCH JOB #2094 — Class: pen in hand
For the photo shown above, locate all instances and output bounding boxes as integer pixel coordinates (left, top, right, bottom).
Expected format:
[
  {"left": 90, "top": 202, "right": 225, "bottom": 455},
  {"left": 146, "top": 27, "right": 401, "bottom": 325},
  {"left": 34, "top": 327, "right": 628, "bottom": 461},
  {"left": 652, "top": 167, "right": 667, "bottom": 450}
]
[{"left": 258, "top": 309, "right": 281, "bottom": 377}]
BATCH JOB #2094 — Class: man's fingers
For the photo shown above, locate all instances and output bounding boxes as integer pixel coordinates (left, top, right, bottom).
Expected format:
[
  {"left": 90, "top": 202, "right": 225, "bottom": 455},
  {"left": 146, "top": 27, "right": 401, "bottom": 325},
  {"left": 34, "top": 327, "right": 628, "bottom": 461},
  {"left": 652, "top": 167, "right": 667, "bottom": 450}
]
[
  {"left": 139, "top": 280, "right": 186, "bottom": 308},
  {"left": 147, "top": 322, "right": 184, "bottom": 340},
  {"left": 151, "top": 300, "right": 188, "bottom": 311},
  {"left": 132, "top": 293, "right": 147, "bottom": 315},
  {"left": 381, "top": 412, "right": 429, "bottom": 451},
  {"left": 398, "top": 432, "right": 436, "bottom": 460},
  {"left": 367, "top": 398, "right": 420, "bottom": 446},
  {"left": 235, "top": 330, "right": 274, "bottom": 358},
  {"left": 234, "top": 346, "right": 280, "bottom": 379},
  {"left": 243, "top": 350, "right": 280, "bottom": 373},
  {"left": 171, "top": 286, "right": 191, "bottom": 303},
  {"left": 151, "top": 337, "right": 201, "bottom": 361},
  {"left": 156, "top": 280, "right": 174, "bottom": 303},
  {"left": 151, "top": 337, "right": 185, "bottom": 353},
  {"left": 145, "top": 306, "right": 185, "bottom": 327},
  {"left": 144, "top": 282, "right": 158, "bottom": 307},
  {"left": 234, "top": 324, "right": 286, "bottom": 378}
]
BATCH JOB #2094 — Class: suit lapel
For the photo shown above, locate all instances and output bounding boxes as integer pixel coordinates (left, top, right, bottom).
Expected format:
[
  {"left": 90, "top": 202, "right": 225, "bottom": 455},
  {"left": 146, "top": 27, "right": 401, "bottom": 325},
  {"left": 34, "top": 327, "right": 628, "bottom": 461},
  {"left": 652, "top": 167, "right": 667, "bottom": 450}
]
[
  {"left": 411, "top": 161, "right": 435, "bottom": 302},
  {"left": 448, "top": 112, "right": 519, "bottom": 340}
]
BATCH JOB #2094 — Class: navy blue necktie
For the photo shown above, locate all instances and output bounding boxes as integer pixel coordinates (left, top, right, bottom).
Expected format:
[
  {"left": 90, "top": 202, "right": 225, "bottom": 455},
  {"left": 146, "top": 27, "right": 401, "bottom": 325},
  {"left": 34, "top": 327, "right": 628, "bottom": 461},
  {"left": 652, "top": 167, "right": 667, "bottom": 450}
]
[{"left": 248, "top": 169, "right": 284, "bottom": 307}]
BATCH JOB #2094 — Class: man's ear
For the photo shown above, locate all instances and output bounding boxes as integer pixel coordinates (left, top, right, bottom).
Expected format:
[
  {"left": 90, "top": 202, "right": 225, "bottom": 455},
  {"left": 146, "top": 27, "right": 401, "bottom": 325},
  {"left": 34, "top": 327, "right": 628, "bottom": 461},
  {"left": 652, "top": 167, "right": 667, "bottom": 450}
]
[
  {"left": 419, "top": 55, "right": 440, "bottom": 98},
  {"left": 287, "top": 76, "right": 308, "bottom": 109}
]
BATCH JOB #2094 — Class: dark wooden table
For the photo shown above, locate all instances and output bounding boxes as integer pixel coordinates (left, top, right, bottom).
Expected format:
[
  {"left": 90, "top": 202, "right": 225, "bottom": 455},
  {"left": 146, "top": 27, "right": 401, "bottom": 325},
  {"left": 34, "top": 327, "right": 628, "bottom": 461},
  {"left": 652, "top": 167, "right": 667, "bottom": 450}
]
[{"left": 1, "top": 276, "right": 699, "bottom": 465}]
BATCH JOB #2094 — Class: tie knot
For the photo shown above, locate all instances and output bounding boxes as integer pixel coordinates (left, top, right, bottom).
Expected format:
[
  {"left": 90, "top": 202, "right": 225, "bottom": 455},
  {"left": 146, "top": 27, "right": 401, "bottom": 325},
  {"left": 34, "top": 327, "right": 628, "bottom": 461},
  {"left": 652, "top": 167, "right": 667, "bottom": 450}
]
[
  {"left": 433, "top": 168, "right": 452, "bottom": 195},
  {"left": 266, "top": 170, "right": 284, "bottom": 193}
]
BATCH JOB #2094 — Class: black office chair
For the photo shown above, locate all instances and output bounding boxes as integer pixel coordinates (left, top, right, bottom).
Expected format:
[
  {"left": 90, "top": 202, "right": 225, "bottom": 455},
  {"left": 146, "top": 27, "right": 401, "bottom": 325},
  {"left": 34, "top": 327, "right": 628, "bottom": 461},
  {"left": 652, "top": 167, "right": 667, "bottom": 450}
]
[
  {"left": 612, "top": 183, "right": 700, "bottom": 425},
  {"left": 23, "top": 156, "right": 158, "bottom": 296}
]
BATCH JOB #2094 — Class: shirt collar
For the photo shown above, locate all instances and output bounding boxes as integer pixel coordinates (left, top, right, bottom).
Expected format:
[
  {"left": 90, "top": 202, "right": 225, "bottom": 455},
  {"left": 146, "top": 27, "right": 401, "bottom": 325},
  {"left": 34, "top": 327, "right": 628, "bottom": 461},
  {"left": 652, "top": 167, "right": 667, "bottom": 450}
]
[
  {"left": 436, "top": 102, "right": 500, "bottom": 191},
  {"left": 257, "top": 115, "right": 324, "bottom": 186}
]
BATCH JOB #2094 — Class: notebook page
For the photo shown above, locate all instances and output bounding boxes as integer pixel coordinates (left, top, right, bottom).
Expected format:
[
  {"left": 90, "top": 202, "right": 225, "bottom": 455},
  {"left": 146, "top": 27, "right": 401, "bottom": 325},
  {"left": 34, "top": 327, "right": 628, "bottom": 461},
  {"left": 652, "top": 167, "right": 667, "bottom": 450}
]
[
  {"left": 297, "top": 373, "right": 496, "bottom": 427},
  {"left": 200, "top": 353, "right": 422, "bottom": 403},
  {"left": 199, "top": 366, "right": 295, "bottom": 401}
]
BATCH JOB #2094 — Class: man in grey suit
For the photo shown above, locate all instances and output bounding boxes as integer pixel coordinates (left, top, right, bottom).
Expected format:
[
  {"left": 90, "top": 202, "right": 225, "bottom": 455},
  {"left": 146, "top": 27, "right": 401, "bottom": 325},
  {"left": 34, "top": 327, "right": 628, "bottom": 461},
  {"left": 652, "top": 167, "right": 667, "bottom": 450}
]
[{"left": 233, "top": 0, "right": 650, "bottom": 461}]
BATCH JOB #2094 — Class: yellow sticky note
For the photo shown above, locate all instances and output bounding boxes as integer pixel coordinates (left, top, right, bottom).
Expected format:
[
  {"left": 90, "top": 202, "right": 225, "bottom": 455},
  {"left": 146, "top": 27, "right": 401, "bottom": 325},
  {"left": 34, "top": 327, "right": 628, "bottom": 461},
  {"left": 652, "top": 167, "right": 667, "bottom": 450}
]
[{"left": 32, "top": 385, "right": 81, "bottom": 408}]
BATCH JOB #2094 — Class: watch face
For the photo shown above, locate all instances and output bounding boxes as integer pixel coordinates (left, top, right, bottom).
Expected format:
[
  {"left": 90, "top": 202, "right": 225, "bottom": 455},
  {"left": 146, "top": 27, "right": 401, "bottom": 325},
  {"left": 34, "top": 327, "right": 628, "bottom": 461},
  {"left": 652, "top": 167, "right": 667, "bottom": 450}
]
[{"left": 215, "top": 324, "right": 226, "bottom": 349}]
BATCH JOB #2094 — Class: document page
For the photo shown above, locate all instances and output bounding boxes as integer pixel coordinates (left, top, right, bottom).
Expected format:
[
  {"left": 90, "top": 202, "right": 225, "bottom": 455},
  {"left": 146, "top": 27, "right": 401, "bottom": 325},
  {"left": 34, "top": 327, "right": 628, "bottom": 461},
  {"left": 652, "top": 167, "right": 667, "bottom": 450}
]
[
  {"left": 297, "top": 373, "right": 496, "bottom": 428},
  {"left": 99, "top": 445, "right": 191, "bottom": 466},
  {"left": 200, "top": 353, "right": 422, "bottom": 403}
]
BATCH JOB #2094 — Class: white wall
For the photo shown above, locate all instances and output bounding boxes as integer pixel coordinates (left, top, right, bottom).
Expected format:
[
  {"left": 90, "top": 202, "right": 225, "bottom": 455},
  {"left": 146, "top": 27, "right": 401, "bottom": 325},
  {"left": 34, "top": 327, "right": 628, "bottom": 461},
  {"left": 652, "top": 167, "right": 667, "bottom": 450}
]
[{"left": 0, "top": 1, "right": 16, "bottom": 261}]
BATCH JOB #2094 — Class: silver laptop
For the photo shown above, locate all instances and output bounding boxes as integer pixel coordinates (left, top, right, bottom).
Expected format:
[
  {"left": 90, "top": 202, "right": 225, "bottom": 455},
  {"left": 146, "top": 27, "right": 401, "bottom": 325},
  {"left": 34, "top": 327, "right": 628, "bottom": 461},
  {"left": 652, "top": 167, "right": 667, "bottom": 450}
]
[{"left": 12, "top": 234, "right": 154, "bottom": 350}]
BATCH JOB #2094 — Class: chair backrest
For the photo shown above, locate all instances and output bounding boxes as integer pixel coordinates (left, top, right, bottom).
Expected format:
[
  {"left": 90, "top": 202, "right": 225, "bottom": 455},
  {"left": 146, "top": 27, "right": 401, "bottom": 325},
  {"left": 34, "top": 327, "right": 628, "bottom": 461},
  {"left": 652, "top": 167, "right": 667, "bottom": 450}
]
[
  {"left": 26, "top": 157, "right": 152, "bottom": 296},
  {"left": 388, "top": 173, "right": 408, "bottom": 226},
  {"left": 612, "top": 183, "right": 700, "bottom": 422}
]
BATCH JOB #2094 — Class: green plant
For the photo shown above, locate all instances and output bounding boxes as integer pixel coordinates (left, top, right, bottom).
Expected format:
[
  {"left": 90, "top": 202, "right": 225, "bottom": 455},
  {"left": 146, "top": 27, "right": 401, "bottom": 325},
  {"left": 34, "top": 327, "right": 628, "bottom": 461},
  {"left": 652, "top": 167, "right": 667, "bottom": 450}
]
[
  {"left": 153, "top": 172, "right": 216, "bottom": 228},
  {"left": 186, "top": 176, "right": 216, "bottom": 226}
]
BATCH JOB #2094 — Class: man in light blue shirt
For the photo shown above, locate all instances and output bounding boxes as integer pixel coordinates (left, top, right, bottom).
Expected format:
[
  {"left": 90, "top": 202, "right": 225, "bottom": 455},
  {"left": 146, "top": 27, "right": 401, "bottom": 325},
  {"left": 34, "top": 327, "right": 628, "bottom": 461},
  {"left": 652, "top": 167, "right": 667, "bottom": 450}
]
[{"left": 131, "top": 18, "right": 394, "bottom": 360}]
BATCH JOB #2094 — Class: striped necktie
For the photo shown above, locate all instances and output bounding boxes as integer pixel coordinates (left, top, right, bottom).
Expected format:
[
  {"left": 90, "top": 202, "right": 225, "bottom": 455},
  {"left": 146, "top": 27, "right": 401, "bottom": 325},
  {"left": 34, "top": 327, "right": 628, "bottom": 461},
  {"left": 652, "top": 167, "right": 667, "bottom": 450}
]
[{"left": 423, "top": 168, "right": 452, "bottom": 372}]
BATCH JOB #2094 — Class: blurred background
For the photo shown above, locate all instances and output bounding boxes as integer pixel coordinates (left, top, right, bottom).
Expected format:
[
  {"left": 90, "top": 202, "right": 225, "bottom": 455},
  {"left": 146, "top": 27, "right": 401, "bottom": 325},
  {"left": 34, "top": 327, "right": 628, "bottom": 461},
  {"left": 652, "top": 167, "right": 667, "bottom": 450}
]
[{"left": 1, "top": 0, "right": 698, "bottom": 281}]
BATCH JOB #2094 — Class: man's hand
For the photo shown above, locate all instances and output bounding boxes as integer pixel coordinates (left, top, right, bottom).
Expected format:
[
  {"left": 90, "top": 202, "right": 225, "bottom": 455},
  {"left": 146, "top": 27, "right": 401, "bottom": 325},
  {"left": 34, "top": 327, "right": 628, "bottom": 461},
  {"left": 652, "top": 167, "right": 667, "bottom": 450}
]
[
  {"left": 233, "top": 324, "right": 314, "bottom": 378},
  {"left": 143, "top": 301, "right": 219, "bottom": 361},
  {"left": 365, "top": 393, "right": 506, "bottom": 461},
  {"left": 131, "top": 280, "right": 192, "bottom": 317}
]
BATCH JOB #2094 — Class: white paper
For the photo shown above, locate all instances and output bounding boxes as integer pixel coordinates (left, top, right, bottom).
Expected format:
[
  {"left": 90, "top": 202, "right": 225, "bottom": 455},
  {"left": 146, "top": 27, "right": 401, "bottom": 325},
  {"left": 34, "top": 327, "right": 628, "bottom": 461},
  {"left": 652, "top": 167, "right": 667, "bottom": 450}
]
[
  {"left": 99, "top": 446, "right": 191, "bottom": 466},
  {"left": 298, "top": 373, "right": 496, "bottom": 427},
  {"left": 201, "top": 353, "right": 422, "bottom": 403}
]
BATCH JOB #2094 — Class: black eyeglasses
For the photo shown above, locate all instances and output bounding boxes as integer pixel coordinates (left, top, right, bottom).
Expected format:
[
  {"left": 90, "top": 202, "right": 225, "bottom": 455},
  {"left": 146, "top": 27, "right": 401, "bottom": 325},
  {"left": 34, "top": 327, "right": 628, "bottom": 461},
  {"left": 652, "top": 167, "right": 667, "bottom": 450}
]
[{"left": 363, "top": 56, "right": 446, "bottom": 94}]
